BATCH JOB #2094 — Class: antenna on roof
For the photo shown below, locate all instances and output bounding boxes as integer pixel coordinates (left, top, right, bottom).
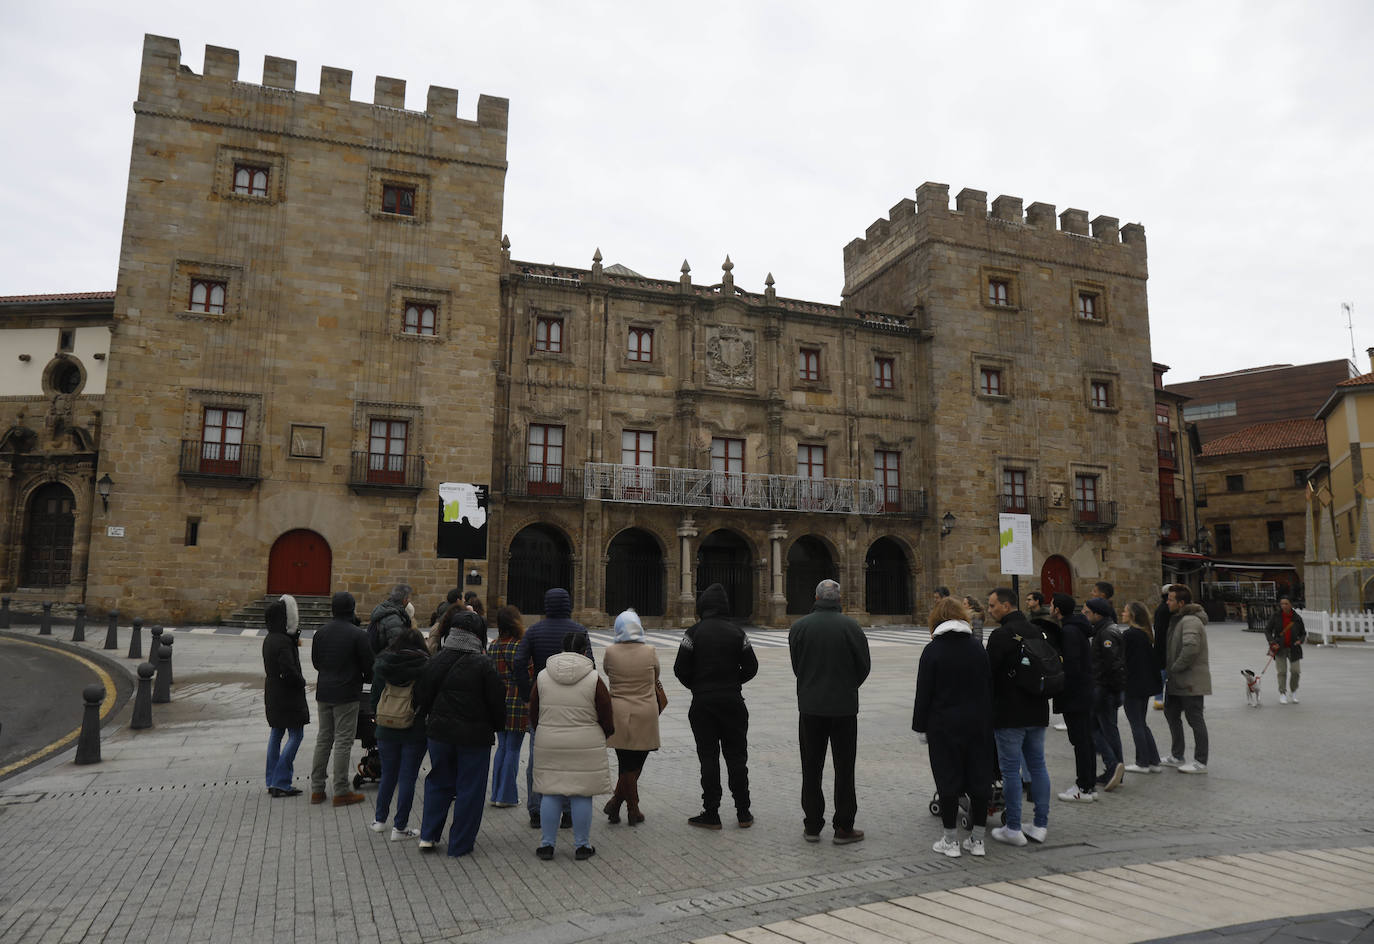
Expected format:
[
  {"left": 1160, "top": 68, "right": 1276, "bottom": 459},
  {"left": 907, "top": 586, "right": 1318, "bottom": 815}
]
[{"left": 1344, "top": 302, "right": 1356, "bottom": 362}]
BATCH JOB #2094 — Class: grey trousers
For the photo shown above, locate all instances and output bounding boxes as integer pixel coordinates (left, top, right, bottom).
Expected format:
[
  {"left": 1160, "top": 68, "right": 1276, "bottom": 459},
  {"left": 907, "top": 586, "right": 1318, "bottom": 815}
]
[
  {"left": 1275, "top": 651, "right": 1301, "bottom": 694},
  {"left": 310, "top": 700, "right": 360, "bottom": 796}
]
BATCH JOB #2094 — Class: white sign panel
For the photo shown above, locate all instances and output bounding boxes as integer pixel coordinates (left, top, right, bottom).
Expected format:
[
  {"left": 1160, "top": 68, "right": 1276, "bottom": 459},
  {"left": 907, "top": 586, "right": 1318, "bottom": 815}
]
[
  {"left": 998, "top": 513, "right": 1033, "bottom": 576},
  {"left": 106, "top": 526, "right": 125, "bottom": 538}
]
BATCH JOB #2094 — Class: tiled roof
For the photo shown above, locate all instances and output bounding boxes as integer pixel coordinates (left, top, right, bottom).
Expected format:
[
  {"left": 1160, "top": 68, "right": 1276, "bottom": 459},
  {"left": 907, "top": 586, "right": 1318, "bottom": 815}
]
[
  {"left": 1200, "top": 418, "right": 1326, "bottom": 457},
  {"left": 0, "top": 291, "right": 114, "bottom": 303},
  {"left": 1337, "top": 371, "right": 1374, "bottom": 387}
]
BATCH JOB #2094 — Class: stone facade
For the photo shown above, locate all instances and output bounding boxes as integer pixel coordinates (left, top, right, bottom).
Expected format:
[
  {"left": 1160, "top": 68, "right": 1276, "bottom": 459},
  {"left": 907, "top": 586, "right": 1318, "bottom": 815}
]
[{"left": 82, "top": 36, "right": 508, "bottom": 622}]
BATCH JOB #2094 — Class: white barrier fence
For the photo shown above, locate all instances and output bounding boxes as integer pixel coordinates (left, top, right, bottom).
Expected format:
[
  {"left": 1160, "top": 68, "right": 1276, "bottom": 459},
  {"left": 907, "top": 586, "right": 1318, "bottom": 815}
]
[{"left": 1297, "top": 608, "right": 1374, "bottom": 645}]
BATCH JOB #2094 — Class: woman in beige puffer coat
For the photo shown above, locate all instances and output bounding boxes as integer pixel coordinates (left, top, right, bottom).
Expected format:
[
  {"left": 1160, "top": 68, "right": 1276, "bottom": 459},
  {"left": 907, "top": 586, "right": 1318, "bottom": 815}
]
[
  {"left": 529, "top": 632, "right": 614, "bottom": 861},
  {"left": 602, "top": 609, "right": 661, "bottom": 825}
]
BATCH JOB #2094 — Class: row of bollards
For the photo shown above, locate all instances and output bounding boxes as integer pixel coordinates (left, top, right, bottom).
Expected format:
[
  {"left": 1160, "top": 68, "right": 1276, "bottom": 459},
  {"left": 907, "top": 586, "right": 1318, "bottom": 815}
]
[{"left": 74, "top": 622, "right": 174, "bottom": 764}]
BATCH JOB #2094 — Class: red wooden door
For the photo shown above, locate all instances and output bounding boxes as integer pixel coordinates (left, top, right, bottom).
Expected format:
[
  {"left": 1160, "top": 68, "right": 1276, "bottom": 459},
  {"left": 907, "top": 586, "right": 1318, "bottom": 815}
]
[
  {"left": 267, "top": 530, "right": 331, "bottom": 595},
  {"left": 1041, "top": 555, "right": 1072, "bottom": 599}
]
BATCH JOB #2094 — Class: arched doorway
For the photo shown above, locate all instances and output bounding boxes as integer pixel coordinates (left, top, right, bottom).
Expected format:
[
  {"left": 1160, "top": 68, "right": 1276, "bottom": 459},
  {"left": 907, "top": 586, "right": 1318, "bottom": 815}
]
[
  {"left": 22, "top": 482, "right": 75, "bottom": 587},
  {"left": 696, "top": 529, "right": 753, "bottom": 619},
  {"left": 507, "top": 524, "right": 574, "bottom": 616},
  {"left": 787, "top": 535, "right": 838, "bottom": 614},
  {"left": 1041, "top": 555, "right": 1072, "bottom": 599},
  {"left": 864, "top": 537, "right": 911, "bottom": 615},
  {"left": 267, "top": 530, "right": 331, "bottom": 596},
  {"left": 605, "top": 528, "right": 665, "bottom": 617}
]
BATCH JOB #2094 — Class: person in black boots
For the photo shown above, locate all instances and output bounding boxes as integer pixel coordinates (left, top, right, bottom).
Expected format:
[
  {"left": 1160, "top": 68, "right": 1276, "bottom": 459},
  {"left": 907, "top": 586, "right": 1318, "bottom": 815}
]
[
  {"left": 263, "top": 595, "right": 308, "bottom": 797},
  {"left": 1084, "top": 597, "right": 1127, "bottom": 792},
  {"left": 675, "top": 583, "right": 759, "bottom": 830},
  {"left": 1049, "top": 593, "right": 1098, "bottom": 803}
]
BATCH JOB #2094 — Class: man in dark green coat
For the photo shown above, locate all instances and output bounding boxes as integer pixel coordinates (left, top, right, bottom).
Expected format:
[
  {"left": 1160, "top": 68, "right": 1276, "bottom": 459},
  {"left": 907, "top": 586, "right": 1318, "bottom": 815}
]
[{"left": 788, "top": 578, "right": 871, "bottom": 845}]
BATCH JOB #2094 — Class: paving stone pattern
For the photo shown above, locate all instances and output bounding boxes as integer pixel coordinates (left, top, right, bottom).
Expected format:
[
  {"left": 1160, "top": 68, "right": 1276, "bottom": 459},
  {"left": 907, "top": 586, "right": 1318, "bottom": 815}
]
[{"left": 1, "top": 622, "right": 1372, "bottom": 943}]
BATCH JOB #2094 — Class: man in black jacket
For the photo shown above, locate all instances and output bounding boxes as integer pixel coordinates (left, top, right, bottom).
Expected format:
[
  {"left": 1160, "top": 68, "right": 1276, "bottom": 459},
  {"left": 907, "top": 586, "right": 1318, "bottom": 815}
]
[
  {"left": 309, "top": 591, "right": 374, "bottom": 806},
  {"left": 1085, "top": 597, "right": 1127, "bottom": 791},
  {"left": 985, "top": 587, "right": 1050, "bottom": 846},
  {"left": 675, "top": 583, "right": 759, "bottom": 830},
  {"left": 1048, "top": 594, "right": 1097, "bottom": 803}
]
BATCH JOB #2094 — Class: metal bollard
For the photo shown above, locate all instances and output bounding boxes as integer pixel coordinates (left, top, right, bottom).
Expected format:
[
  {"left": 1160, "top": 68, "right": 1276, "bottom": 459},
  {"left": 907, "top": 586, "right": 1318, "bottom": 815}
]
[
  {"left": 148, "top": 624, "right": 163, "bottom": 664},
  {"left": 72, "top": 603, "right": 86, "bottom": 642},
  {"left": 0, "top": 596, "right": 9, "bottom": 629},
  {"left": 127, "top": 617, "right": 143, "bottom": 660},
  {"left": 130, "top": 663, "right": 155, "bottom": 730},
  {"left": 162, "top": 633, "right": 173, "bottom": 685},
  {"left": 153, "top": 637, "right": 173, "bottom": 703},
  {"left": 74, "top": 683, "right": 105, "bottom": 765},
  {"left": 103, "top": 610, "right": 119, "bottom": 650},
  {"left": 40, "top": 601, "right": 53, "bottom": 636}
]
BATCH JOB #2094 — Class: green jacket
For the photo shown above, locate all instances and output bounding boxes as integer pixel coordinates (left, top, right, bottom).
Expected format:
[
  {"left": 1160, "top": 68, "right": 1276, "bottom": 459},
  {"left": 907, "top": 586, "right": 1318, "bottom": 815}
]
[
  {"left": 788, "top": 600, "right": 871, "bottom": 716},
  {"left": 1165, "top": 603, "right": 1212, "bottom": 697}
]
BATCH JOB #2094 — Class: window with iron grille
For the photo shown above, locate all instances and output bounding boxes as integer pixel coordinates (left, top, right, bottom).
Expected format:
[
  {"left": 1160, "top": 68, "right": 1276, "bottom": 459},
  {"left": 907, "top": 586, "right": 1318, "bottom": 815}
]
[
  {"left": 980, "top": 368, "right": 1003, "bottom": 397},
  {"left": 874, "top": 450, "right": 900, "bottom": 509},
  {"left": 528, "top": 424, "right": 565, "bottom": 494},
  {"left": 233, "top": 164, "right": 269, "bottom": 197},
  {"left": 403, "top": 302, "right": 436, "bottom": 336},
  {"left": 382, "top": 184, "right": 416, "bottom": 216},
  {"left": 799, "top": 348, "right": 820, "bottom": 382},
  {"left": 628, "top": 327, "right": 653, "bottom": 362},
  {"left": 988, "top": 279, "right": 1010, "bottom": 306},
  {"left": 1091, "top": 381, "right": 1111, "bottom": 408},
  {"left": 1003, "top": 468, "right": 1028, "bottom": 513},
  {"left": 1077, "top": 292, "right": 1099, "bottom": 320},
  {"left": 189, "top": 279, "right": 227, "bottom": 314},
  {"left": 536, "top": 317, "right": 563, "bottom": 353},
  {"left": 873, "top": 357, "right": 894, "bottom": 389}
]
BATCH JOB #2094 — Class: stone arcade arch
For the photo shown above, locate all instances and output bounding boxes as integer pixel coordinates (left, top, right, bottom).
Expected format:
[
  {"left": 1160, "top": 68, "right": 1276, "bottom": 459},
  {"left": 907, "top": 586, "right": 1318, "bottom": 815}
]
[
  {"left": 786, "top": 535, "right": 839, "bottom": 614},
  {"left": 605, "top": 528, "right": 665, "bottom": 617},
  {"left": 266, "top": 529, "right": 332, "bottom": 596},
  {"left": 21, "top": 482, "right": 76, "bottom": 587},
  {"left": 507, "top": 523, "right": 574, "bottom": 617},
  {"left": 864, "top": 536, "right": 912, "bottom": 615},
  {"left": 696, "top": 528, "right": 754, "bottom": 620}
]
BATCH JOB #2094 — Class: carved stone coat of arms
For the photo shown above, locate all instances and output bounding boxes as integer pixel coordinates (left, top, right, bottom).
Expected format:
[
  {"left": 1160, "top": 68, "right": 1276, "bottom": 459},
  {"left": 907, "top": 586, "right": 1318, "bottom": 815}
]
[{"left": 706, "top": 326, "right": 755, "bottom": 388}]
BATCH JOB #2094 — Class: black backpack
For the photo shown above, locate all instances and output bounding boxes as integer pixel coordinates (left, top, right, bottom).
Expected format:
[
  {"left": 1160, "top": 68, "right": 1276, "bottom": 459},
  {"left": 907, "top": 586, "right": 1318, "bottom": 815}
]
[{"left": 1013, "top": 633, "right": 1066, "bottom": 698}]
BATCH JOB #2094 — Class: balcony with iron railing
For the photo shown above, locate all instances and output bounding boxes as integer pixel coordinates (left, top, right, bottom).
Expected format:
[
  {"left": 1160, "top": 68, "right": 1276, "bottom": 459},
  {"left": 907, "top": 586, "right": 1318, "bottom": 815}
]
[
  {"left": 1072, "top": 499, "right": 1118, "bottom": 531},
  {"left": 997, "top": 494, "right": 1048, "bottom": 522},
  {"left": 504, "top": 464, "right": 586, "bottom": 499},
  {"left": 348, "top": 451, "right": 425, "bottom": 495},
  {"left": 580, "top": 463, "right": 930, "bottom": 517},
  {"left": 178, "top": 440, "right": 262, "bottom": 487}
]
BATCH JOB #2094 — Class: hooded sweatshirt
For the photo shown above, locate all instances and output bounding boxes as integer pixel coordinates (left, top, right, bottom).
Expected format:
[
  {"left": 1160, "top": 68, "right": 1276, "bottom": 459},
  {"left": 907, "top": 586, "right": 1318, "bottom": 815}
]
[
  {"left": 513, "top": 588, "right": 593, "bottom": 701},
  {"left": 263, "top": 599, "right": 309, "bottom": 730},
  {"left": 529, "top": 651, "right": 614, "bottom": 797},
  {"left": 673, "top": 583, "right": 758, "bottom": 699}
]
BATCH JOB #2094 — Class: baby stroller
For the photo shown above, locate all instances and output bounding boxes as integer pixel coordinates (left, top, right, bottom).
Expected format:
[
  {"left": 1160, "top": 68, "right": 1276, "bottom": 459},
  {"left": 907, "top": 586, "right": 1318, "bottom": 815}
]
[
  {"left": 928, "top": 779, "right": 1009, "bottom": 830},
  {"left": 352, "top": 684, "right": 382, "bottom": 789}
]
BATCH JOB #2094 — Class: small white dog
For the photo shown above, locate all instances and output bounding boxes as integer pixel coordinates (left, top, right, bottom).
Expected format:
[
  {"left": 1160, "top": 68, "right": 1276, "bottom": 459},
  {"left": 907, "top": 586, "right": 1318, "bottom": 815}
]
[{"left": 1242, "top": 668, "right": 1262, "bottom": 708}]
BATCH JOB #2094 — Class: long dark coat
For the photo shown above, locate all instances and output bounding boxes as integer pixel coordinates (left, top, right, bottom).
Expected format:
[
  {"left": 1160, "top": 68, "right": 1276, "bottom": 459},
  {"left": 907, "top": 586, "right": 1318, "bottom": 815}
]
[
  {"left": 263, "top": 629, "right": 310, "bottom": 730},
  {"left": 913, "top": 623, "right": 993, "bottom": 797}
]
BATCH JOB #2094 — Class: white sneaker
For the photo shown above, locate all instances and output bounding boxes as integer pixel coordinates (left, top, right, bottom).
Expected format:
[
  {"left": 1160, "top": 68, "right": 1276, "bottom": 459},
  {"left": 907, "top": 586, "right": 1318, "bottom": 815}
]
[
  {"left": 1279, "top": 693, "right": 1288, "bottom": 704},
  {"left": 1290, "top": 694, "right": 1299, "bottom": 704},
  {"left": 1159, "top": 755, "right": 1184, "bottom": 767},
  {"left": 368, "top": 820, "right": 387, "bottom": 833},
  {"left": 1124, "top": 764, "right": 1153, "bottom": 774},
  {"left": 1053, "top": 722, "right": 1068, "bottom": 730},
  {"left": 1058, "top": 786, "right": 1096, "bottom": 802},
  {"left": 1149, "top": 765, "right": 1163, "bottom": 773},
  {"left": 961, "top": 837, "right": 986, "bottom": 857},
  {"left": 1022, "top": 824, "right": 1047, "bottom": 843},
  {"left": 932, "top": 836, "right": 961, "bottom": 858},
  {"left": 991, "top": 826, "right": 1027, "bottom": 846},
  {"left": 1178, "top": 761, "right": 1208, "bottom": 774},
  {"left": 418, "top": 839, "right": 435, "bottom": 851},
  {"left": 390, "top": 827, "right": 420, "bottom": 842}
]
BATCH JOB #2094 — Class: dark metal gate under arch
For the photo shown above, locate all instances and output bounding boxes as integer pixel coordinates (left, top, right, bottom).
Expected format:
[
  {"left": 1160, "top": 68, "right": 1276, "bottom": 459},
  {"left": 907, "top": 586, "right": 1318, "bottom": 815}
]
[
  {"left": 696, "top": 529, "right": 753, "bottom": 619},
  {"left": 605, "top": 528, "right": 665, "bottom": 617},
  {"left": 507, "top": 524, "right": 573, "bottom": 617},
  {"left": 786, "top": 535, "right": 838, "bottom": 614},
  {"left": 864, "top": 537, "right": 911, "bottom": 615}
]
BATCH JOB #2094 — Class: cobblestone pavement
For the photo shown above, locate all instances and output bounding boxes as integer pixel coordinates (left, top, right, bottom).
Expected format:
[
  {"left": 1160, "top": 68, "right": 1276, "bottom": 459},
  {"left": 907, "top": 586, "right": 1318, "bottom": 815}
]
[{"left": 1, "top": 620, "right": 1371, "bottom": 943}]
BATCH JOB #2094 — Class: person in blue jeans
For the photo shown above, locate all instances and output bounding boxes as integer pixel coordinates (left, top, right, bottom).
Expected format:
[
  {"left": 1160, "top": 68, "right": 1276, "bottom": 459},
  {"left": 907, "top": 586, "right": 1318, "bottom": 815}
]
[
  {"left": 487, "top": 606, "right": 529, "bottom": 807},
  {"left": 368, "top": 628, "right": 431, "bottom": 840},
  {"left": 262, "top": 595, "right": 308, "bottom": 797},
  {"left": 414, "top": 611, "right": 505, "bottom": 857},
  {"left": 984, "top": 588, "right": 1051, "bottom": 846}
]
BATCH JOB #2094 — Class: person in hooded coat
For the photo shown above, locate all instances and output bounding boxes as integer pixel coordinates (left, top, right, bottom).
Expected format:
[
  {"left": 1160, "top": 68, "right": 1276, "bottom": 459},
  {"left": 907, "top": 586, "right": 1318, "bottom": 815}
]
[
  {"left": 368, "top": 627, "right": 430, "bottom": 840},
  {"left": 675, "top": 583, "right": 759, "bottom": 830},
  {"left": 913, "top": 596, "right": 993, "bottom": 858},
  {"left": 367, "top": 583, "right": 413, "bottom": 654},
  {"left": 1047, "top": 593, "right": 1098, "bottom": 802},
  {"left": 513, "top": 588, "right": 594, "bottom": 829},
  {"left": 263, "top": 594, "right": 309, "bottom": 797},
  {"left": 529, "top": 633, "right": 615, "bottom": 861},
  {"left": 603, "top": 608, "right": 661, "bottom": 825},
  {"left": 414, "top": 610, "right": 505, "bottom": 857}
]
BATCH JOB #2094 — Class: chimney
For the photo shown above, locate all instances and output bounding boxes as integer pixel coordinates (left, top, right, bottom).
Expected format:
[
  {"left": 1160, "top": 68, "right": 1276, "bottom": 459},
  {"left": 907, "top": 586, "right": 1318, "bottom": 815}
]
[{"left": 1366, "top": 347, "right": 1374, "bottom": 375}]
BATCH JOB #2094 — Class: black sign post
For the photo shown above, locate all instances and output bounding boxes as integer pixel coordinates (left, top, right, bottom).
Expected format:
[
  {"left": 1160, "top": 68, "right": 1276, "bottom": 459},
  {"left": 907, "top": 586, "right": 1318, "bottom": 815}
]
[{"left": 437, "top": 484, "right": 489, "bottom": 591}]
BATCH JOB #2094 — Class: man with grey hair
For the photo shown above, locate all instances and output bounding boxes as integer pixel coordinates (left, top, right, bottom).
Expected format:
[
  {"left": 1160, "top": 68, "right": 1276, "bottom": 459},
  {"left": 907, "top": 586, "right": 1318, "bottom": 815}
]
[
  {"left": 368, "top": 583, "right": 414, "bottom": 654},
  {"left": 788, "top": 578, "right": 871, "bottom": 844}
]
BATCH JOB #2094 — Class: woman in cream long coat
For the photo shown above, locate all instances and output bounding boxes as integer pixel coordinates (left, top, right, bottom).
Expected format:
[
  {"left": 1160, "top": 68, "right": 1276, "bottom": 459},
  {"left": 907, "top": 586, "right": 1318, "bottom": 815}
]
[{"left": 602, "top": 609, "right": 661, "bottom": 825}]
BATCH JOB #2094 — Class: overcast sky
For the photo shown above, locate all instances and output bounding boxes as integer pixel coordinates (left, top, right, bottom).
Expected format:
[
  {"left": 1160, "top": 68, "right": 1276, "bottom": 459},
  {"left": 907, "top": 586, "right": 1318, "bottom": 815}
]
[{"left": 1, "top": 0, "right": 1369, "bottom": 383}]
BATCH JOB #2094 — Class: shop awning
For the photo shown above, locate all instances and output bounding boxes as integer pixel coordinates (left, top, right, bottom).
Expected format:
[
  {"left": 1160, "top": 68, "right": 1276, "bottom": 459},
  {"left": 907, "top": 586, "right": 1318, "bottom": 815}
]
[
  {"left": 1162, "top": 550, "right": 1210, "bottom": 561},
  {"left": 1209, "top": 560, "right": 1298, "bottom": 572}
]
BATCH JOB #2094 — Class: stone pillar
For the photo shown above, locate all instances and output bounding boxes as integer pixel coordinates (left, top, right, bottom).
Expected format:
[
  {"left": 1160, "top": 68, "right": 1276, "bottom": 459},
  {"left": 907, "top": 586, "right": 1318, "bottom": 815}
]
[
  {"left": 677, "top": 516, "right": 698, "bottom": 622},
  {"left": 768, "top": 522, "right": 789, "bottom": 626}
]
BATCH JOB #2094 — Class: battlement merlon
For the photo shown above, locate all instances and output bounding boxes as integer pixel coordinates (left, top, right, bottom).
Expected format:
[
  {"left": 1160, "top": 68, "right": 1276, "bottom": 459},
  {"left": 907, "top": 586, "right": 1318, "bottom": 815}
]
[
  {"left": 843, "top": 180, "right": 1147, "bottom": 292},
  {"left": 135, "top": 35, "right": 508, "bottom": 163}
]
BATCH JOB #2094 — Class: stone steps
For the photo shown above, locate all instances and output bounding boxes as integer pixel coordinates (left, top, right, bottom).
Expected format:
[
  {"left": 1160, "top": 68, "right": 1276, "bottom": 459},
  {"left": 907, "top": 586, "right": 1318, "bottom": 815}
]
[{"left": 221, "top": 595, "right": 334, "bottom": 630}]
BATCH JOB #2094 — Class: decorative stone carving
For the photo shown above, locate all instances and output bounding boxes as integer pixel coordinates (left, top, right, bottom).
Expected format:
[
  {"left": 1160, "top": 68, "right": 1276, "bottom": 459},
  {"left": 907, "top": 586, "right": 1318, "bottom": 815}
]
[{"left": 706, "top": 325, "right": 756, "bottom": 388}]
